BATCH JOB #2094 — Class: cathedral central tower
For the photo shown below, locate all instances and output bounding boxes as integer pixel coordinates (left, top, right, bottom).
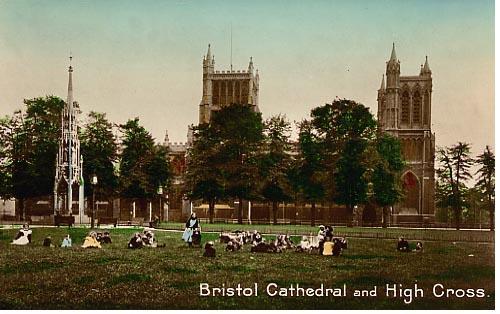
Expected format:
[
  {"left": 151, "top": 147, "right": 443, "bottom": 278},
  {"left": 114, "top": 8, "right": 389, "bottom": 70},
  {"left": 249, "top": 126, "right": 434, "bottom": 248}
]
[{"left": 199, "top": 44, "right": 260, "bottom": 124}]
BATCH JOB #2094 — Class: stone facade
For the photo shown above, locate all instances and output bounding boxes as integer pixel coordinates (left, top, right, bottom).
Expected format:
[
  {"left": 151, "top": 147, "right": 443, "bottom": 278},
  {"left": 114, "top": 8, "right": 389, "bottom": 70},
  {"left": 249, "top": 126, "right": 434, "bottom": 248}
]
[
  {"left": 377, "top": 44, "right": 435, "bottom": 223},
  {"left": 199, "top": 44, "right": 259, "bottom": 124}
]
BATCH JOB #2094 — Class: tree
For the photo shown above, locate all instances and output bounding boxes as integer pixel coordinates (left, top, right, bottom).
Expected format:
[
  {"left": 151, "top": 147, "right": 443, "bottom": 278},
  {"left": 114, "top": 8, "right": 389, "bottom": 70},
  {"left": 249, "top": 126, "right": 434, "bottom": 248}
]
[
  {"left": 475, "top": 146, "right": 495, "bottom": 230},
  {"left": 371, "top": 133, "right": 405, "bottom": 227},
  {"left": 210, "top": 104, "right": 265, "bottom": 224},
  {"left": 80, "top": 112, "right": 119, "bottom": 200},
  {"left": 310, "top": 99, "right": 377, "bottom": 225},
  {"left": 260, "top": 115, "right": 293, "bottom": 224},
  {"left": 0, "top": 115, "right": 14, "bottom": 200},
  {"left": 436, "top": 142, "right": 474, "bottom": 230},
  {"left": 185, "top": 124, "right": 224, "bottom": 223},
  {"left": 292, "top": 120, "right": 326, "bottom": 226},
  {"left": 10, "top": 97, "right": 65, "bottom": 219},
  {"left": 119, "top": 118, "right": 170, "bottom": 202}
]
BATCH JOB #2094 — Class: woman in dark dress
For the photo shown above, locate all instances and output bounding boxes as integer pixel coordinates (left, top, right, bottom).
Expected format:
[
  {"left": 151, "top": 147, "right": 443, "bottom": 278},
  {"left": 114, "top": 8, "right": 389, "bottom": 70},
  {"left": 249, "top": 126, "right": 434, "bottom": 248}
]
[{"left": 182, "top": 213, "right": 200, "bottom": 247}]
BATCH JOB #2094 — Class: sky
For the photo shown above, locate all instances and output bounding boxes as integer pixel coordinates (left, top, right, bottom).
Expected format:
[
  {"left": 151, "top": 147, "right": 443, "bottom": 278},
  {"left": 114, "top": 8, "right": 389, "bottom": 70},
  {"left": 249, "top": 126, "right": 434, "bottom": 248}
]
[{"left": 0, "top": 0, "right": 495, "bottom": 158}]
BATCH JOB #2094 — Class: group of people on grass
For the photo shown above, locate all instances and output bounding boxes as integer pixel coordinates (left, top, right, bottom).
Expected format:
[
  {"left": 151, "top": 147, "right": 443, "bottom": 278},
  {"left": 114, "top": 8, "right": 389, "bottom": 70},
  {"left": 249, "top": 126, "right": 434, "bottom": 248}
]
[{"left": 9, "top": 217, "right": 425, "bottom": 256}]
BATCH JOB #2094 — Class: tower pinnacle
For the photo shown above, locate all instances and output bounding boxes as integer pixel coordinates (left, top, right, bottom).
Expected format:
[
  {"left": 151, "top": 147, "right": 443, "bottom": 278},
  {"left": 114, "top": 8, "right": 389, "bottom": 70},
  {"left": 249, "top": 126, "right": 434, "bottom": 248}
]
[
  {"left": 422, "top": 55, "right": 431, "bottom": 74},
  {"left": 390, "top": 42, "right": 397, "bottom": 61},
  {"left": 379, "top": 74, "right": 385, "bottom": 90}
]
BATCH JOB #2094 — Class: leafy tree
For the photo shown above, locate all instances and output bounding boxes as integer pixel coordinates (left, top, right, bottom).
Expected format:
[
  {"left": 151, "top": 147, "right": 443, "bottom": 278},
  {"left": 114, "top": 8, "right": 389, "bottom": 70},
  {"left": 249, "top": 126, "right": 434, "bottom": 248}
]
[
  {"left": 311, "top": 99, "right": 377, "bottom": 225},
  {"left": 10, "top": 97, "right": 64, "bottom": 219},
  {"left": 334, "top": 138, "right": 369, "bottom": 224},
  {"left": 260, "top": 115, "right": 293, "bottom": 224},
  {"left": 436, "top": 142, "right": 474, "bottom": 230},
  {"left": 0, "top": 115, "right": 14, "bottom": 200},
  {"left": 185, "top": 124, "right": 224, "bottom": 223},
  {"left": 371, "top": 133, "right": 405, "bottom": 227},
  {"left": 210, "top": 104, "right": 265, "bottom": 224},
  {"left": 80, "top": 112, "right": 119, "bottom": 200},
  {"left": 119, "top": 118, "right": 170, "bottom": 202},
  {"left": 475, "top": 146, "right": 495, "bottom": 230},
  {"left": 292, "top": 120, "right": 326, "bottom": 226}
]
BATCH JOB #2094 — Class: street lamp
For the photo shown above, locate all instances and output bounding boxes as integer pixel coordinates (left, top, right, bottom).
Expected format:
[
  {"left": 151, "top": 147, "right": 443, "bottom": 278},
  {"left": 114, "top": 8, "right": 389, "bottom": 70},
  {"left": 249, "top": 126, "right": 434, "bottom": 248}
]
[
  {"left": 91, "top": 174, "right": 97, "bottom": 228},
  {"left": 157, "top": 186, "right": 163, "bottom": 223}
]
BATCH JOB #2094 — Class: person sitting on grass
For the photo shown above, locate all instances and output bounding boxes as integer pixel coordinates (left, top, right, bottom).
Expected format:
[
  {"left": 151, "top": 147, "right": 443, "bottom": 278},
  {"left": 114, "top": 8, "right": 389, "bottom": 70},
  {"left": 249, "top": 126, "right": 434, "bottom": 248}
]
[
  {"left": 61, "top": 234, "right": 72, "bottom": 247},
  {"left": 397, "top": 237, "right": 410, "bottom": 252},
  {"left": 414, "top": 241, "right": 423, "bottom": 252},
  {"left": 128, "top": 232, "right": 144, "bottom": 249},
  {"left": 82, "top": 231, "right": 102, "bottom": 249},
  {"left": 191, "top": 228, "right": 202, "bottom": 247},
  {"left": 322, "top": 237, "right": 334, "bottom": 256},
  {"left": 11, "top": 224, "right": 32, "bottom": 245},
  {"left": 43, "top": 236, "right": 55, "bottom": 247},
  {"left": 226, "top": 240, "right": 242, "bottom": 252},
  {"left": 100, "top": 231, "right": 112, "bottom": 244},
  {"left": 251, "top": 230, "right": 262, "bottom": 245},
  {"left": 203, "top": 241, "right": 216, "bottom": 257},
  {"left": 332, "top": 238, "right": 344, "bottom": 257}
]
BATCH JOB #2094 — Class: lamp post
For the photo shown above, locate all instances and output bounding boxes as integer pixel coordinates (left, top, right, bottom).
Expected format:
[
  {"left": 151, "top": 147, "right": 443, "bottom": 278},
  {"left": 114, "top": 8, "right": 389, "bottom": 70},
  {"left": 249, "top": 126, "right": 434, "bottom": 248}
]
[
  {"left": 91, "top": 174, "right": 97, "bottom": 228},
  {"left": 166, "top": 193, "right": 169, "bottom": 222},
  {"left": 157, "top": 186, "right": 163, "bottom": 222}
]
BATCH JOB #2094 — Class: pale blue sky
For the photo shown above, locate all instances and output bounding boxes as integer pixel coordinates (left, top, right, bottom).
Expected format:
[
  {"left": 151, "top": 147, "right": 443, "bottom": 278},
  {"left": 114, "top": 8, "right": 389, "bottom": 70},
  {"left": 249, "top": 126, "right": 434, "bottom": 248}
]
[{"left": 0, "top": 0, "right": 494, "bottom": 156}]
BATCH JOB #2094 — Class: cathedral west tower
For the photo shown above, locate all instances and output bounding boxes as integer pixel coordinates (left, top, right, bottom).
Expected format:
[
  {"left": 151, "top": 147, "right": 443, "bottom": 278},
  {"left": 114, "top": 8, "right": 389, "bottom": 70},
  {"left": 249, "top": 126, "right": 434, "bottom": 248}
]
[{"left": 377, "top": 44, "right": 435, "bottom": 223}]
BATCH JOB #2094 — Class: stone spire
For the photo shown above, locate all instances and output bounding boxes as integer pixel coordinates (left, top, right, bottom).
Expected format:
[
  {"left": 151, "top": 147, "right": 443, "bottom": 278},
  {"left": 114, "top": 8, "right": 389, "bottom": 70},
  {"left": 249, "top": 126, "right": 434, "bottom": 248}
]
[
  {"left": 206, "top": 44, "right": 212, "bottom": 60},
  {"left": 67, "top": 54, "right": 74, "bottom": 113},
  {"left": 379, "top": 74, "right": 385, "bottom": 90},
  {"left": 389, "top": 42, "right": 397, "bottom": 62},
  {"left": 422, "top": 55, "right": 431, "bottom": 75}
]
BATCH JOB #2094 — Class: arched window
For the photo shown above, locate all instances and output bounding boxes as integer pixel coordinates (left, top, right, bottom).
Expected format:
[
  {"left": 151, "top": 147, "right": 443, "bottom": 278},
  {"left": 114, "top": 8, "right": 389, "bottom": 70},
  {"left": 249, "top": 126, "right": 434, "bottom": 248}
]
[
  {"left": 401, "top": 90, "right": 410, "bottom": 124},
  {"left": 413, "top": 90, "right": 421, "bottom": 124},
  {"left": 423, "top": 90, "right": 430, "bottom": 125}
]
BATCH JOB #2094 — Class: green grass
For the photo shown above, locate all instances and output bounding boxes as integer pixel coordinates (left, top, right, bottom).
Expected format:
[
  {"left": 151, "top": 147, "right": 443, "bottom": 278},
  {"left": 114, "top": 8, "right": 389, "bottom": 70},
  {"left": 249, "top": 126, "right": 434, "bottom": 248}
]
[{"left": 0, "top": 227, "right": 494, "bottom": 310}]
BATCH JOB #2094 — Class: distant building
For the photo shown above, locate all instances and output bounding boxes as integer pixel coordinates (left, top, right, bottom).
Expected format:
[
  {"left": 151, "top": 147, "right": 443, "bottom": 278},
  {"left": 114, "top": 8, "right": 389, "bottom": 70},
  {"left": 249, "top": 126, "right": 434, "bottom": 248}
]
[
  {"left": 199, "top": 44, "right": 259, "bottom": 124},
  {"left": 377, "top": 44, "right": 436, "bottom": 223}
]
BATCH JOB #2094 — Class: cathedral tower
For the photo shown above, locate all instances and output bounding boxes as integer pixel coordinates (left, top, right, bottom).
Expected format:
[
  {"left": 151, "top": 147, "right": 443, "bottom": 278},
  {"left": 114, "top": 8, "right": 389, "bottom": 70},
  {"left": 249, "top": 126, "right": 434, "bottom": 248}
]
[
  {"left": 377, "top": 44, "right": 435, "bottom": 223},
  {"left": 199, "top": 44, "right": 260, "bottom": 124}
]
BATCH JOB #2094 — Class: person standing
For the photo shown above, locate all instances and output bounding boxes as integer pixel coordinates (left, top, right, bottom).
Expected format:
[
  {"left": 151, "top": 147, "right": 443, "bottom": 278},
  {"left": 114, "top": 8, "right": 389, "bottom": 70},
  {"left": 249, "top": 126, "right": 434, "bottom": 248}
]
[{"left": 182, "top": 212, "right": 200, "bottom": 247}]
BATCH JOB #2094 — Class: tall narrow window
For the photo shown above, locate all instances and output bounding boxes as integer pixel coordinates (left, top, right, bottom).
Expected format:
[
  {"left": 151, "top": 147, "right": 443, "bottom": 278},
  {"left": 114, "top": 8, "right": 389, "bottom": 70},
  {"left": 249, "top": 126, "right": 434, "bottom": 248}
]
[
  {"left": 401, "top": 90, "right": 410, "bottom": 124},
  {"left": 423, "top": 90, "right": 430, "bottom": 125},
  {"left": 413, "top": 90, "right": 421, "bottom": 124}
]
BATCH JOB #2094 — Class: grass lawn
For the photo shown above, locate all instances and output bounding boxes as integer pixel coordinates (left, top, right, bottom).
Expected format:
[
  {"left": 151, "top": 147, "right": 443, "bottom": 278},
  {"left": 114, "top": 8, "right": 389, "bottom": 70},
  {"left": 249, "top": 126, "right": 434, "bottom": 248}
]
[{"left": 0, "top": 227, "right": 494, "bottom": 310}]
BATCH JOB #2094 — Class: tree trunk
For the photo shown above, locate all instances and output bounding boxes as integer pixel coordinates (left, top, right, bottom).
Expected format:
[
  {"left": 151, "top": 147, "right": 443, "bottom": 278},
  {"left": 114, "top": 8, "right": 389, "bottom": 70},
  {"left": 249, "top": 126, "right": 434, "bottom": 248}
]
[
  {"left": 382, "top": 206, "right": 388, "bottom": 228},
  {"left": 454, "top": 205, "right": 461, "bottom": 230},
  {"left": 237, "top": 196, "right": 243, "bottom": 224},
  {"left": 208, "top": 199, "right": 215, "bottom": 224},
  {"left": 310, "top": 202, "right": 316, "bottom": 226},
  {"left": 272, "top": 201, "right": 278, "bottom": 225},
  {"left": 488, "top": 195, "right": 494, "bottom": 231},
  {"left": 346, "top": 204, "right": 354, "bottom": 228},
  {"left": 18, "top": 198, "right": 25, "bottom": 221}
]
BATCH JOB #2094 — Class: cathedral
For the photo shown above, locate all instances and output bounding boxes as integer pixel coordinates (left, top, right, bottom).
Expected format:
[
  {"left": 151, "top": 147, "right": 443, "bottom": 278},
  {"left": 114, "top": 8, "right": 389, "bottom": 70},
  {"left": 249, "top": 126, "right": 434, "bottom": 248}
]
[
  {"left": 377, "top": 44, "right": 435, "bottom": 223},
  {"left": 199, "top": 44, "right": 260, "bottom": 124}
]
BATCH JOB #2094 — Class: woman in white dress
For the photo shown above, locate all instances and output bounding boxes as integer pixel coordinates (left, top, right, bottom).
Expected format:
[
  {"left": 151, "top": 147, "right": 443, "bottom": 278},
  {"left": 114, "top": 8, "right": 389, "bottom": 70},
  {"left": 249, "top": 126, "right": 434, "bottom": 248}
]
[{"left": 11, "top": 224, "right": 32, "bottom": 245}]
